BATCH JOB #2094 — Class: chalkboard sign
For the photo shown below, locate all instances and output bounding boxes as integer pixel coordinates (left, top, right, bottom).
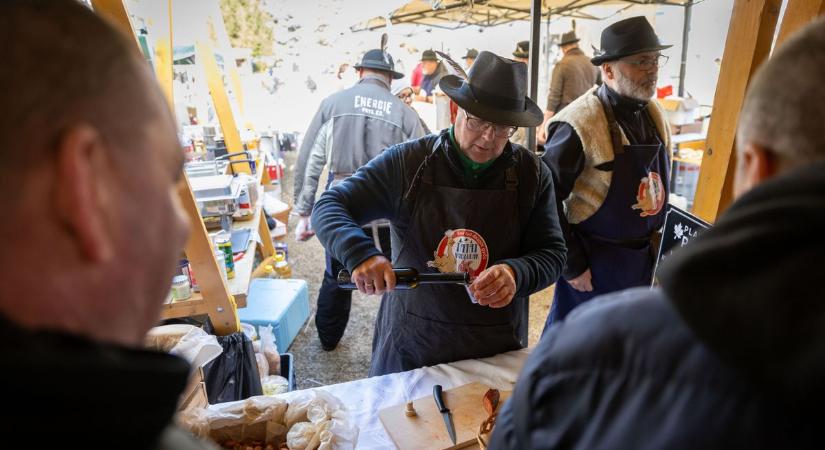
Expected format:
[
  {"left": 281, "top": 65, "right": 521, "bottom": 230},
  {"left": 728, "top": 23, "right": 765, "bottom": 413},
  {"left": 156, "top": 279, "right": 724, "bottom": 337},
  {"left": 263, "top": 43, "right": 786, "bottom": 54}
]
[{"left": 652, "top": 204, "right": 711, "bottom": 283}]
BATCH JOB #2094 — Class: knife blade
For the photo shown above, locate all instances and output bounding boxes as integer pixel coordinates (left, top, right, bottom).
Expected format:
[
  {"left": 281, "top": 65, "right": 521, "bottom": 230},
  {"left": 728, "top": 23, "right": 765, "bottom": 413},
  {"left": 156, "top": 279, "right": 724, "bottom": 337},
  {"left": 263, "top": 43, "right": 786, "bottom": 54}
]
[{"left": 433, "top": 384, "right": 457, "bottom": 445}]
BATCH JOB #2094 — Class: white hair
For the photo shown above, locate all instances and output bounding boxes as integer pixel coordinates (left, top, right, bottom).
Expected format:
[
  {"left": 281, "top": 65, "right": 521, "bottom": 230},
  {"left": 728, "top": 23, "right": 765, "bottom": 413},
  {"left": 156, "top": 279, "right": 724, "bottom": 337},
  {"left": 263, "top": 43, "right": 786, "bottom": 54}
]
[{"left": 737, "top": 17, "right": 825, "bottom": 166}]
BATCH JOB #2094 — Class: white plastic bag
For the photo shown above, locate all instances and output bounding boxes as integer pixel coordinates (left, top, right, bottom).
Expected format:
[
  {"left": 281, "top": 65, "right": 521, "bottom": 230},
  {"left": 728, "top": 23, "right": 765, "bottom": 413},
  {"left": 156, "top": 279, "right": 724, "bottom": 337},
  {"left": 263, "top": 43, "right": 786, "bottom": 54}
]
[
  {"left": 286, "top": 421, "right": 322, "bottom": 450},
  {"left": 258, "top": 324, "right": 280, "bottom": 375},
  {"left": 261, "top": 375, "right": 290, "bottom": 396},
  {"left": 169, "top": 326, "right": 222, "bottom": 368}
]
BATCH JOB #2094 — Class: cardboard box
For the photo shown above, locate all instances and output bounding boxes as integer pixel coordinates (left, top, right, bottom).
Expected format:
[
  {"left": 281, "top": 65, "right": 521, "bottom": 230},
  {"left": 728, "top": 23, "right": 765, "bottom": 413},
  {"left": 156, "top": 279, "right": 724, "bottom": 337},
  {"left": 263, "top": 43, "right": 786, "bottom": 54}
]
[
  {"left": 179, "top": 366, "right": 208, "bottom": 411},
  {"left": 658, "top": 96, "right": 700, "bottom": 126},
  {"left": 669, "top": 119, "right": 704, "bottom": 136}
]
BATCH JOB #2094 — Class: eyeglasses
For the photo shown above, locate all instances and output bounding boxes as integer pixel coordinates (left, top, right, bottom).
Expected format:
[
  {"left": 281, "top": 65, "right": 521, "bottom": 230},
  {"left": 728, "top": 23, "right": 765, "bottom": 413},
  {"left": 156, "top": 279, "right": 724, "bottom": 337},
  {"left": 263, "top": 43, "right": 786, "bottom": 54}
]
[
  {"left": 621, "top": 54, "right": 669, "bottom": 69},
  {"left": 463, "top": 111, "right": 518, "bottom": 138}
]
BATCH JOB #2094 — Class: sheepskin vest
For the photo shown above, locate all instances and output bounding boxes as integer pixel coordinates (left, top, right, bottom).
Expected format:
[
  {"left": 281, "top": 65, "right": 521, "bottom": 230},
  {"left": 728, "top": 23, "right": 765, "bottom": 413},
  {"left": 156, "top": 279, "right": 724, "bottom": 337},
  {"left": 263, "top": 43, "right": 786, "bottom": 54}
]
[{"left": 549, "top": 86, "right": 671, "bottom": 224}]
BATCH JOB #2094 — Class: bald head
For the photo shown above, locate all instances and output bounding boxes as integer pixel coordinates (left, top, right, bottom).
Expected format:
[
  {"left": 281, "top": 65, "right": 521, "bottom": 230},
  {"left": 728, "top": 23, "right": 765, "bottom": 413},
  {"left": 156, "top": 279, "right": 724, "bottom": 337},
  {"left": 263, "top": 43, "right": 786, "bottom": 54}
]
[
  {"left": 0, "top": 0, "right": 164, "bottom": 197},
  {"left": 0, "top": 0, "right": 188, "bottom": 347},
  {"left": 737, "top": 18, "right": 825, "bottom": 169}
]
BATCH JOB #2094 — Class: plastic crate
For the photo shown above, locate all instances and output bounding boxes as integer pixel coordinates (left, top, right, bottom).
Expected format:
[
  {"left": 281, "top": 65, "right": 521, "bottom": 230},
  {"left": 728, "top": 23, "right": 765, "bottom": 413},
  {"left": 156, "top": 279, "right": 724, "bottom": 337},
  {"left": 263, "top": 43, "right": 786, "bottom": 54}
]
[{"left": 239, "top": 278, "right": 309, "bottom": 351}]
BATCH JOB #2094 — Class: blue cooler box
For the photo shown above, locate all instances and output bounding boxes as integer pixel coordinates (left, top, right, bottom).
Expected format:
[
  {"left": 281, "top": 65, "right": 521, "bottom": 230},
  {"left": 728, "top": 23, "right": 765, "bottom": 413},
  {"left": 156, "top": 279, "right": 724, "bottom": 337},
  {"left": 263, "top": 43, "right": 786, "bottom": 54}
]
[{"left": 239, "top": 278, "right": 309, "bottom": 351}]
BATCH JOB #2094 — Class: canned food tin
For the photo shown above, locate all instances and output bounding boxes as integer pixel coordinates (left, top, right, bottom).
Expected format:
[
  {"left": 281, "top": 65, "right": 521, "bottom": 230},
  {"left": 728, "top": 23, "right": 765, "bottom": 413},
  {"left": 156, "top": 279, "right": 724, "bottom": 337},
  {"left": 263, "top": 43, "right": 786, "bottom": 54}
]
[{"left": 214, "top": 233, "right": 235, "bottom": 279}]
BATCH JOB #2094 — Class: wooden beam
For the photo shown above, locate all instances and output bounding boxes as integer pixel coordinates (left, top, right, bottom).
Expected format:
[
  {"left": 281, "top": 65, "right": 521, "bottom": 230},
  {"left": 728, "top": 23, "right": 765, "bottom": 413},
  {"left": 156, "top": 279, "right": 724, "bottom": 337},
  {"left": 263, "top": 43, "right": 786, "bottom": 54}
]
[
  {"left": 775, "top": 0, "right": 825, "bottom": 46},
  {"left": 152, "top": 0, "right": 175, "bottom": 110},
  {"left": 90, "top": 0, "right": 137, "bottom": 45},
  {"left": 177, "top": 177, "right": 240, "bottom": 335},
  {"left": 692, "top": 0, "right": 781, "bottom": 222},
  {"left": 195, "top": 40, "right": 251, "bottom": 174}
]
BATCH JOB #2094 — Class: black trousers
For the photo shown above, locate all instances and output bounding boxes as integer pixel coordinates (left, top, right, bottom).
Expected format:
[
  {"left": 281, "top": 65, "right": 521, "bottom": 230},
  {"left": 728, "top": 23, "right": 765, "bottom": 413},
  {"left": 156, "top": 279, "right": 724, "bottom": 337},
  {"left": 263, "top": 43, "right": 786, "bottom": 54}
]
[{"left": 316, "top": 224, "right": 392, "bottom": 347}]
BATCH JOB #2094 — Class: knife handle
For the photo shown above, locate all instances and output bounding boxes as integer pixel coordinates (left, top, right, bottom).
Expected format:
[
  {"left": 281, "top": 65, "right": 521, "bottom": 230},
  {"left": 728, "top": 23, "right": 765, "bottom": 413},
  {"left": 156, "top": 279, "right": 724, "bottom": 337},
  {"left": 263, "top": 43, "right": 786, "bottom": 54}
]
[{"left": 433, "top": 384, "right": 448, "bottom": 413}]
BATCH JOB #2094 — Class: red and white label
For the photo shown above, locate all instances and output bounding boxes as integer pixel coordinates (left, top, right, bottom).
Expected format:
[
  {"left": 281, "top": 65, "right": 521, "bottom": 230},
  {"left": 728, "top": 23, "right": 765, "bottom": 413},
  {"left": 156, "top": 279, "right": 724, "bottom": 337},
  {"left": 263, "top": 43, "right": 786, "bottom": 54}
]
[
  {"left": 427, "top": 229, "right": 489, "bottom": 278},
  {"left": 632, "top": 171, "right": 666, "bottom": 217}
]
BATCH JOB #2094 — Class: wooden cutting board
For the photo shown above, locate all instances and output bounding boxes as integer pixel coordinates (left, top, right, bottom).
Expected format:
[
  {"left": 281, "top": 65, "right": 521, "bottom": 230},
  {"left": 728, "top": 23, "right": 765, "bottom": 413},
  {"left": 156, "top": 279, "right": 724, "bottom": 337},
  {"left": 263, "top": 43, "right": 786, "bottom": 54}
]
[{"left": 378, "top": 382, "right": 511, "bottom": 450}]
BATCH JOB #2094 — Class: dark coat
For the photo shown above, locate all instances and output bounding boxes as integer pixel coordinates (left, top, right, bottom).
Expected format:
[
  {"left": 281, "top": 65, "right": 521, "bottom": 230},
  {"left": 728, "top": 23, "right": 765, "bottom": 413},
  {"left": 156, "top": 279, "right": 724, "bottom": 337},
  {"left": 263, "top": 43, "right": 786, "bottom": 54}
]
[
  {"left": 0, "top": 315, "right": 217, "bottom": 449},
  {"left": 489, "top": 161, "right": 825, "bottom": 449}
]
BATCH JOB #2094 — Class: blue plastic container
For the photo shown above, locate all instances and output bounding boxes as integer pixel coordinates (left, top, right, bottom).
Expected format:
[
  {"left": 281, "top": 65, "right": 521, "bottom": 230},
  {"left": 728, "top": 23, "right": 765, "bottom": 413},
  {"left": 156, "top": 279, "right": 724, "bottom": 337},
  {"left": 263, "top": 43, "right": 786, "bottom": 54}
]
[{"left": 239, "top": 278, "right": 309, "bottom": 351}]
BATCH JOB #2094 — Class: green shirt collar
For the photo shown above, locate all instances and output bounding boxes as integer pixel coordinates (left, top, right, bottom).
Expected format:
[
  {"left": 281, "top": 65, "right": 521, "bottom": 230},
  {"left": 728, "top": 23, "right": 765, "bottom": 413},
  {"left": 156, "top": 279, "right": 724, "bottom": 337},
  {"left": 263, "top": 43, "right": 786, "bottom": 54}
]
[{"left": 449, "top": 126, "right": 497, "bottom": 174}]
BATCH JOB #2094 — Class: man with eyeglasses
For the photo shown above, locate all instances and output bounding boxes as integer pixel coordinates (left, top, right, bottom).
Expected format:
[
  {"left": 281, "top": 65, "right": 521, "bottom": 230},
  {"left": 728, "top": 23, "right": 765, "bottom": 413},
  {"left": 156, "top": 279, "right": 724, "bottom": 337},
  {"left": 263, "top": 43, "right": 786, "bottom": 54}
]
[
  {"left": 540, "top": 16, "right": 672, "bottom": 330},
  {"left": 312, "top": 51, "right": 567, "bottom": 376}
]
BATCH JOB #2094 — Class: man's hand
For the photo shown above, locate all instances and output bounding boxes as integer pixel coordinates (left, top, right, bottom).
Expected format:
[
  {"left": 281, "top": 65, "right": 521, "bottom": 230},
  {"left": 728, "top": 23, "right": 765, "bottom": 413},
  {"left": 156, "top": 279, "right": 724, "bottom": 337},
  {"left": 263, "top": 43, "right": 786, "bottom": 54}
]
[
  {"left": 294, "top": 215, "right": 315, "bottom": 241},
  {"left": 351, "top": 255, "right": 395, "bottom": 295},
  {"left": 567, "top": 269, "right": 593, "bottom": 292},
  {"left": 469, "top": 264, "right": 517, "bottom": 308}
]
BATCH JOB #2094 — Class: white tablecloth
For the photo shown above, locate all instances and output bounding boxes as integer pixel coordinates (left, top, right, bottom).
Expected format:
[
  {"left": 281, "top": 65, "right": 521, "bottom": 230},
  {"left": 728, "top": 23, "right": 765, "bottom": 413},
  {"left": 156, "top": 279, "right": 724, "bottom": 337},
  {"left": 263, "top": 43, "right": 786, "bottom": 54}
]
[{"left": 278, "top": 348, "right": 531, "bottom": 449}]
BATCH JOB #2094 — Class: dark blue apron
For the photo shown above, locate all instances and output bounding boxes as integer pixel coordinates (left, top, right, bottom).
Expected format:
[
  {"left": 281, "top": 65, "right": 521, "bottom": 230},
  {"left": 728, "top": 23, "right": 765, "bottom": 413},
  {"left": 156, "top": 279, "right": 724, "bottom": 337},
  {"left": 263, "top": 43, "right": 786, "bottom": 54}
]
[
  {"left": 369, "top": 141, "right": 527, "bottom": 376},
  {"left": 544, "top": 88, "right": 669, "bottom": 331}
]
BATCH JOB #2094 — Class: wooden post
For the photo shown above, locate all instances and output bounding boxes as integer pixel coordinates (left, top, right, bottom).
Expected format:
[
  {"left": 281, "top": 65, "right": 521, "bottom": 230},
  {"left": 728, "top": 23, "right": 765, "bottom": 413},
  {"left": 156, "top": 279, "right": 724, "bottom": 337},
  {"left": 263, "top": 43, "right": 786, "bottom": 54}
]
[
  {"left": 177, "top": 179, "right": 240, "bottom": 335},
  {"left": 775, "top": 0, "right": 825, "bottom": 46},
  {"left": 196, "top": 40, "right": 252, "bottom": 174},
  {"left": 92, "top": 0, "right": 240, "bottom": 335},
  {"left": 90, "top": 0, "right": 138, "bottom": 46},
  {"left": 152, "top": 0, "right": 175, "bottom": 110},
  {"left": 691, "top": 0, "right": 781, "bottom": 222}
]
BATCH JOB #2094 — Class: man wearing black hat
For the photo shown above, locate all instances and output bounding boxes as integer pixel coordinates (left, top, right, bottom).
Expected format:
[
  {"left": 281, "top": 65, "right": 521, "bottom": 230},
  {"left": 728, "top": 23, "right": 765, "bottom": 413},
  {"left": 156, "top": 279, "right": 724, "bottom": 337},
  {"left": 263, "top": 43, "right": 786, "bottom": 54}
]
[
  {"left": 293, "top": 47, "right": 425, "bottom": 351},
  {"left": 539, "top": 31, "right": 600, "bottom": 132},
  {"left": 312, "top": 51, "right": 567, "bottom": 375},
  {"left": 416, "top": 49, "right": 449, "bottom": 102},
  {"left": 489, "top": 17, "right": 825, "bottom": 450},
  {"left": 463, "top": 48, "right": 479, "bottom": 69},
  {"left": 540, "top": 16, "right": 672, "bottom": 329}
]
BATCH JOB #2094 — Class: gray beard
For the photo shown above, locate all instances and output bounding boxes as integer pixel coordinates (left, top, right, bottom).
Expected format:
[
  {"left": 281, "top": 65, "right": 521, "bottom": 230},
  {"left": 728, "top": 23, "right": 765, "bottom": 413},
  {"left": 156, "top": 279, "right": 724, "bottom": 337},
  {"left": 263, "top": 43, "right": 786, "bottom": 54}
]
[{"left": 614, "top": 68, "right": 656, "bottom": 101}]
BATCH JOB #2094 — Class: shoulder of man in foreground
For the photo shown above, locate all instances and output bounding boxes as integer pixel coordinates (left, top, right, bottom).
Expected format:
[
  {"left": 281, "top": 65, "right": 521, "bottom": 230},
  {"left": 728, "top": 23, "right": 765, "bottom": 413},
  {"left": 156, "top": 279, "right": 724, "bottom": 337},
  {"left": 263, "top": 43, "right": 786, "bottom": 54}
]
[{"left": 488, "top": 287, "right": 774, "bottom": 450}]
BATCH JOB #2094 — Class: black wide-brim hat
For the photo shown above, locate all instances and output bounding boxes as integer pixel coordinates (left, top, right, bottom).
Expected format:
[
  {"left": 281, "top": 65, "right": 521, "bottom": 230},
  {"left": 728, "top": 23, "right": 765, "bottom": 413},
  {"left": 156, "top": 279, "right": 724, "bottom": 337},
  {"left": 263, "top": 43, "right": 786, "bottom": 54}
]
[
  {"left": 591, "top": 16, "right": 672, "bottom": 65},
  {"left": 439, "top": 51, "right": 543, "bottom": 127},
  {"left": 354, "top": 49, "right": 404, "bottom": 79}
]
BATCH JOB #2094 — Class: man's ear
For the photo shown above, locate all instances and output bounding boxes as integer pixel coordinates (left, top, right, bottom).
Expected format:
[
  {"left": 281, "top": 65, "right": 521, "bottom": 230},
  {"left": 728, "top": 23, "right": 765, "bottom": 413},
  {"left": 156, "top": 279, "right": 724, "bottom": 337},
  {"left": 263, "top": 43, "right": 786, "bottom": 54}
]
[
  {"left": 53, "top": 124, "right": 114, "bottom": 263},
  {"left": 734, "top": 142, "right": 779, "bottom": 198},
  {"left": 601, "top": 63, "right": 613, "bottom": 82}
]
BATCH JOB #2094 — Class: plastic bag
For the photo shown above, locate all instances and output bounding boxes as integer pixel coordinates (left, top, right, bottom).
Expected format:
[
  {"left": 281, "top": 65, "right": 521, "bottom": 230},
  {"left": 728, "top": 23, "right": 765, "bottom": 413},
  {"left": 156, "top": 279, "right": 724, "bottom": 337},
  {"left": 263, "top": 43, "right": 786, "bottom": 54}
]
[
  {"left": 286, "top": 421, "right": 323, "bottom": 450},
  {"left": 203, "top": 332, "right": 263, "bottom": 404},
  {"left": 255, "top": 353, "right": 270, "bottom": 381},
  {"left": 170, "top": 327, "right": 223, "bottom": 368},
  {"left": 180, "top": 395, "right": 288, "bottom": 445},
  {"left": 258, "top": 324, "right": 280, "bottom": 375},
  {"left": 179, "top": 391, "right": 357, "bottom": 449},
  {"left": 261, "top": 375, "right": 289, "bottom": 396}
]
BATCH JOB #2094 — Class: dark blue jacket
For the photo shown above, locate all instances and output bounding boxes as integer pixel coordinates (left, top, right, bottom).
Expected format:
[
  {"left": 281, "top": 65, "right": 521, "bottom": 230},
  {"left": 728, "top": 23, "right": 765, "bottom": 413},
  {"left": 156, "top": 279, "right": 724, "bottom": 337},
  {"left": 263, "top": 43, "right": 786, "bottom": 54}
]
[{"left": 490, "top": 161, "right": 825, "bottom": 449}]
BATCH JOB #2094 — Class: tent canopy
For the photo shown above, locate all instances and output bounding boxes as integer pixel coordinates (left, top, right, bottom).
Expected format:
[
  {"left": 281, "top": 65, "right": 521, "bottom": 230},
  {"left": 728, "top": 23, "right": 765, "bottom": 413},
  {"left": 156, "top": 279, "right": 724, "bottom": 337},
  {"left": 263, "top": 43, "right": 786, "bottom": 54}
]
[{"left": 351, "top": 0, "right": 691, "bottom": 31}]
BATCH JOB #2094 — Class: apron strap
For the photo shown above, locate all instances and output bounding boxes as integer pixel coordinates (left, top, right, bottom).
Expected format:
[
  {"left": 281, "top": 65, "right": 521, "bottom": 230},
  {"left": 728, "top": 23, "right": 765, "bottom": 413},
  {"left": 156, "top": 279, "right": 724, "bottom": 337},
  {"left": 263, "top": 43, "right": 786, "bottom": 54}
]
[
  {"left": 595, "top": 87, "right": 625, "bottom": 156},
  {"left": 505, "top": 166, "right": 518, "bottom": 191},
  {"left": 403, "top": 136, "right": 442, "bottom": 202}
]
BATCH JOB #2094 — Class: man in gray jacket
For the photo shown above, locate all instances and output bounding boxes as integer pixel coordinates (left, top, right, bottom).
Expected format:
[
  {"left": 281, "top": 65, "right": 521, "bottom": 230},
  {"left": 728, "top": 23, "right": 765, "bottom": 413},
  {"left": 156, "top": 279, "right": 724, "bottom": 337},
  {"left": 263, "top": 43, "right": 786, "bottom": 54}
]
[{"left": 293, "top": 48, "right": 425, "bottom": 351}]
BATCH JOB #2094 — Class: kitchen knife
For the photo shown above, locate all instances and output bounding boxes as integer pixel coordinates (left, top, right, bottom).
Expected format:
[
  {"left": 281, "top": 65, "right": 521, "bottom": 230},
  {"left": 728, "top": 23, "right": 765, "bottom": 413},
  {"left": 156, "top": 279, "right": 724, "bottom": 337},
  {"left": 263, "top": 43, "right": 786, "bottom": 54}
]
[{"left": 433, "top": 384, "right": 457, "bottom": 445}]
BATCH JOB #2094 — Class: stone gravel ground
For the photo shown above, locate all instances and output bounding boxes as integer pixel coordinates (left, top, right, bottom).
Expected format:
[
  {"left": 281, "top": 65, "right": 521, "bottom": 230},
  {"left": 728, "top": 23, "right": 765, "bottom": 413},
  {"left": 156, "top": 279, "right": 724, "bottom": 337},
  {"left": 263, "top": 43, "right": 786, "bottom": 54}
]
[{"left": 277, "top": 151, "right": 553, "bottom": 389}]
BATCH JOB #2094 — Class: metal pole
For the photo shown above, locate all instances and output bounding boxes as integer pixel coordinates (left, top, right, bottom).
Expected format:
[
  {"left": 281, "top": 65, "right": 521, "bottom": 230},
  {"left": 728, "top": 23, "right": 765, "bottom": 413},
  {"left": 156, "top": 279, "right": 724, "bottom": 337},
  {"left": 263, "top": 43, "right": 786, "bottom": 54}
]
[
  {"left": 678, "top": 0, "right": 693, "bottom": 97},
  {"left": 527, "top": 0, "right": 541, "bottom": 151}
]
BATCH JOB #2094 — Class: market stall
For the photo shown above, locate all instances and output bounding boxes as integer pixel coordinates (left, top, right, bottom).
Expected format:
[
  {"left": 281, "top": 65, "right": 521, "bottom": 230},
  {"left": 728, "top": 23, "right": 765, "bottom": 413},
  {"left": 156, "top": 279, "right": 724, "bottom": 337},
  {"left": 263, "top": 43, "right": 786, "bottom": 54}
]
[{"left": 85, "top": 0, "right": 825, "bottom": 448}]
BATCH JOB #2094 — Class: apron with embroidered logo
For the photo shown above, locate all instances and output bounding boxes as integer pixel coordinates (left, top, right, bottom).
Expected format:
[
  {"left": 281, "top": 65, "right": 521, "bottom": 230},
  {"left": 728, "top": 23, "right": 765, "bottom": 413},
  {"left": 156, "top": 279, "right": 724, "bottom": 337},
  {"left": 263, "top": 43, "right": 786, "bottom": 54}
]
[
  {"left": 544, "top": 88, "right": 669, "bottom": 331},
  {"left": 370, "top": 141, "right": 527, "bottom": 376}
]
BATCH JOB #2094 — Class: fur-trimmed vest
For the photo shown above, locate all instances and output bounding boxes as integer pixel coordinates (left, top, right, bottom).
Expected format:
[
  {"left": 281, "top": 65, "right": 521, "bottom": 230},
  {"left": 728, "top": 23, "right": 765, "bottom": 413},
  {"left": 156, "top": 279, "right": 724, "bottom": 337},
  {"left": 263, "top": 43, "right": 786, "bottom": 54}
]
[{"left": 548, "top": 86, "right": 671, "bottom": 224}]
